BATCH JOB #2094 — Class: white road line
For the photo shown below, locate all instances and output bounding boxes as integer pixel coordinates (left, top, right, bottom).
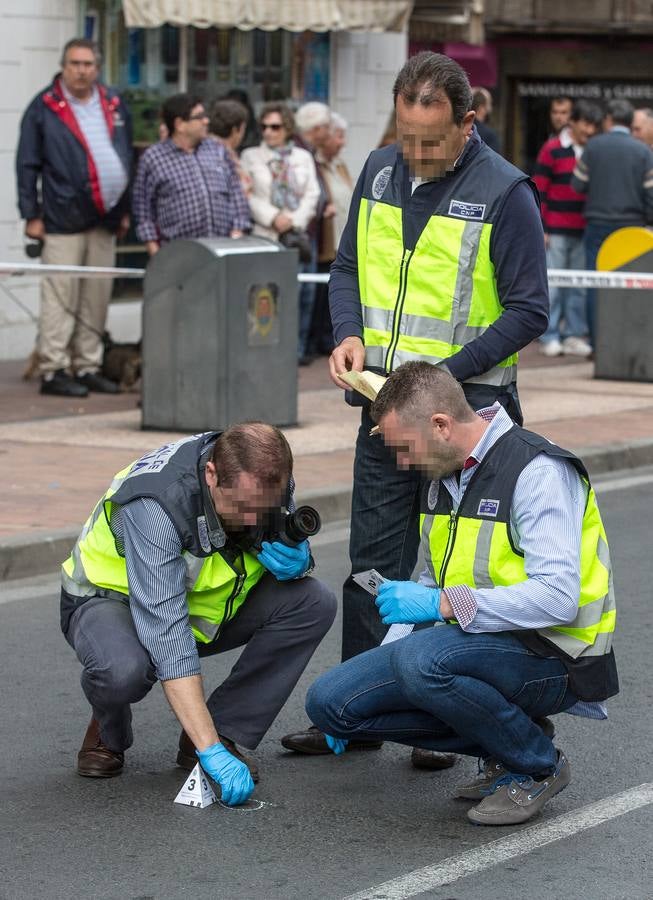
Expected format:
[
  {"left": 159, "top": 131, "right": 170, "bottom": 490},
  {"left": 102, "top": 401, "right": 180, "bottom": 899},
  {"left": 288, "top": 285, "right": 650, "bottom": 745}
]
[
  {"left": 342, "top": 783, "right": 653, "bottom": 900},
  {"left": 594, "top": 471, "right": 653, "bottom": 494}
]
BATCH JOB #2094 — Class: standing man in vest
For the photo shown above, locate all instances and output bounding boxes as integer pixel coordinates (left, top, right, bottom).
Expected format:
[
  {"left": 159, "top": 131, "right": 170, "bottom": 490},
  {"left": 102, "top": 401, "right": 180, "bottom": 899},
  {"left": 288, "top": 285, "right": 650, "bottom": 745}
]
[
  {"left": 281, "top": 52, "right": 549, "bottom": 766},
  {"left": 61, "top": 423, "right": 336, "bottom": 806},
  {"left": 307, "top": 363, "right": 618, "bottom": 826},
  {"left": 16, "top": 38, "right": 132, "bottom": 397}
]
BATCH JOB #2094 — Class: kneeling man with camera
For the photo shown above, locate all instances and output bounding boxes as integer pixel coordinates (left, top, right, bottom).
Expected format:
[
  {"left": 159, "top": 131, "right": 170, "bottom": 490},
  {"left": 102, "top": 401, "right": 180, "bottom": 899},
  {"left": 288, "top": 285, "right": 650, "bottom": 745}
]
[{"left": 61, "top": 423, "right": 336, "bottom": 805}]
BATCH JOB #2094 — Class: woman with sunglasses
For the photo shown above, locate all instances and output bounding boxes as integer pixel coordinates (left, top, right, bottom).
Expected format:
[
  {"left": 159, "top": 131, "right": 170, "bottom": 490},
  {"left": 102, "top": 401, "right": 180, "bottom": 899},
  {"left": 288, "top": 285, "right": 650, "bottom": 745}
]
[{"left": 241, "top": 102, "right": 320, "bottom": 361}]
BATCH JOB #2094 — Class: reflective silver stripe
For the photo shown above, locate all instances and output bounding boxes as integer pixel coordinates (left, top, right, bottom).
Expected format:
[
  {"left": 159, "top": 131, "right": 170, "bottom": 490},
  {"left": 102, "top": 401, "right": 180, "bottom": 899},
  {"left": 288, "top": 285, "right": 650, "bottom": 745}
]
[
  {"left": 400, "top": 312, "right": 455, "bottom": 343},
  {"left": 362, "top": 305, "right": 394, "bottom": 335},
  {"left": 471, "top": 520, "right": 495, "bottom": 589},
  {"left": 188, "top": 615, "right": 220, "bottom": 641},
  {"left": 366, "top": 198, "right": 376, "bottom": 228},
  {"left": 466, "top": 364, "right": 518, "bottom": 387},
  {"left": 391, "top": 347, "right": 446, "bottom": 367},
  {"left": 452, "top": 221, "right": 483, "bottom": 346},
  {"left": 364, "top": 345, "right": 386, "bottom": 368},
  {"left": 539, "top": 619, "right": 613, "bottom": 659},
  {"left": 183, "top": 552, "right": 205, "bottom": 591},
  {"left": 421, "top": 513, "right": 438, "bottom": 582}
]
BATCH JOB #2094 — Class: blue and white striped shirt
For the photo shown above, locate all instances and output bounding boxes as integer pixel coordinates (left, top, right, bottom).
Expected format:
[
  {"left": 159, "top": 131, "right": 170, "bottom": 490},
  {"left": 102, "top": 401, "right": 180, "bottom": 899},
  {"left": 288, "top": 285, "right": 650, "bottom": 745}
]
[{"left": 419, "top": 404, "right": 607, "bottom": 719}]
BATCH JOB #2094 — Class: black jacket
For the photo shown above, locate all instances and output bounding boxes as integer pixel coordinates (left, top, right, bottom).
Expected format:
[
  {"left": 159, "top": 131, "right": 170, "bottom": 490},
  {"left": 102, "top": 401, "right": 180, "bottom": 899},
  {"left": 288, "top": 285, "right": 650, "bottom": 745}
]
[{"left": 16, "top": 75, "right": 133, "bottom": 235}]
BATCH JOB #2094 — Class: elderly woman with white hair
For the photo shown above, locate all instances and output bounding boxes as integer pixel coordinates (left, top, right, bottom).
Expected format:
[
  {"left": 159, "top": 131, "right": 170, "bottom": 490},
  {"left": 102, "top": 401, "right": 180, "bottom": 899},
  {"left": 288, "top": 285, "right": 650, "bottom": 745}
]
[
  {"left": 241, "top": 101, "right": 321, "bottom": 363},
  {"left": 308, "top": 112, "right": 354, "bottom": 356}
]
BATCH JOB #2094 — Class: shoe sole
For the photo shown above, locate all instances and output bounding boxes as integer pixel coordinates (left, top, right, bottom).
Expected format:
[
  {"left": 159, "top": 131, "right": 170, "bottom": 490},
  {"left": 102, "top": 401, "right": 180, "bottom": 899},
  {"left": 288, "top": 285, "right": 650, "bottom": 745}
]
[
  {"left": 280, "top": 739, "right": 383, "bottom": 755},
  {"left": 77, "top": 766, "right": 123, "bottom": 778}
]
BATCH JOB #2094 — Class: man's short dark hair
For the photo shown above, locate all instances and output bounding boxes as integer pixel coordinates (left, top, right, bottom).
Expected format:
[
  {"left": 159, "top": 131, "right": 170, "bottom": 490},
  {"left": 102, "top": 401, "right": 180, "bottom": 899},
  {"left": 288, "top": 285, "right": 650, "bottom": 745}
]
[
  {"left": 211, "top": 423, "right": 293, "bottom": 491},
  {"left": 570, "top": 100, "right": 603, "bottom": 127},
  {"left": 471, "top": 88, "right": 490, "bottom": 113},
  {"left": 392, "top": 52, "right": 472, "bottom": 126},
  {"left": 211, "top": 99, "right": 248, "bottom": 138},
  {"left": 161, "top": 93, "right": 203, "bottom": 136},
  {"left": 371, "top": 362, "right": 476, "bottom": 426},
  {"left": 61, "top": 38, "right": 101, "bottom": 67},
  {"left": 550, "top": 96, "right": 572, "bottom": 108},
  {"left": 606, "top": 99, "right": 635, "bottom": 128}
]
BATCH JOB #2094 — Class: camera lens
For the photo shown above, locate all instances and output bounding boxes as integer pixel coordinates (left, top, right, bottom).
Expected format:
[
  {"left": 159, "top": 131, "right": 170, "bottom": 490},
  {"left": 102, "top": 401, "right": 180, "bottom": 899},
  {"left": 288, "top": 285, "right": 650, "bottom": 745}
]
[{"left": 284, "top": 505, "right": 321, "bottom": 543}]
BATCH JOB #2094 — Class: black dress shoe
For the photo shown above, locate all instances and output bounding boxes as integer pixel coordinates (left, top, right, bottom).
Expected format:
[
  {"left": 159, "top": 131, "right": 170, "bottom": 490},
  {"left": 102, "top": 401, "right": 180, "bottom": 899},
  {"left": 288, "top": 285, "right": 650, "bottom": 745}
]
[
  {"left": 75, "top": 372, "right": 120, "bottom": 393},
  {"left": 177, "top": 730, "right": 260, "bottom": 783},
  {"left": 40, "top": 369, "right": 89, "bottom": 397},
  {"left": 410, "top": 748, "right": 457, "bottom": 770},
  {"left": 281, "top": 725, "right": 383, "bottom": 755}
]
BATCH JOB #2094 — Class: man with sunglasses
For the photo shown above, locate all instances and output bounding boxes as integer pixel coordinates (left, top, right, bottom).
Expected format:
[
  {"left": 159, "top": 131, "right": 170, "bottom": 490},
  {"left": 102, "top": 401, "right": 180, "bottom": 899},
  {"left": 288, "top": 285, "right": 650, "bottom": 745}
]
[
  {"left": 60, "top": 423, "right": 336, "bottom": 805},
  {"left": 133, "top": 93, "right": 251, "bottom": 255}
]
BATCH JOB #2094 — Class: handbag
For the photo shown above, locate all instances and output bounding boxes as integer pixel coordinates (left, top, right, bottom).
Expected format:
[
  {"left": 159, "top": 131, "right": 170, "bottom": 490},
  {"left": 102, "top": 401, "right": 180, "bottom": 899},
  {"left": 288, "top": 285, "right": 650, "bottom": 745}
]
[{"left": 278, "top": 228, "right": 313, "bottom": 264}]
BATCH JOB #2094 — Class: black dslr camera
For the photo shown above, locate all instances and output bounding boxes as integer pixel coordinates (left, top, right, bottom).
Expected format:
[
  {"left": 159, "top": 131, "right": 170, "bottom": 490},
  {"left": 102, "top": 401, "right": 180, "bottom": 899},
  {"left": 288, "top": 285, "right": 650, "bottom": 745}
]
[{"left": 232, "top": 505, "right": 321, "bottom": 554}]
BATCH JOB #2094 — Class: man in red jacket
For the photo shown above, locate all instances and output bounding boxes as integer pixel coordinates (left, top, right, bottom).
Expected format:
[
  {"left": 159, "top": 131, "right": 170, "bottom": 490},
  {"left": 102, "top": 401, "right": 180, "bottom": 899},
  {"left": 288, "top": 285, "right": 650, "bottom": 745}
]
[
  {"left": 16, "top": 38, "right": 132, "bottom": 397},
  {"left": 533, "top": 100, "right": 602, "bottom": 357}
]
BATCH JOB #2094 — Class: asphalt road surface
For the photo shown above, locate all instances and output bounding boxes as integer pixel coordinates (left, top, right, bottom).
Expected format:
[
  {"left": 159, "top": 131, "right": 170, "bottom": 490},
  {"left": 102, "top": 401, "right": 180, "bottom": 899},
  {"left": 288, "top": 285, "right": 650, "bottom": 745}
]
[{"left": 1, "top": 467, "right": 653, "bottom": 900}]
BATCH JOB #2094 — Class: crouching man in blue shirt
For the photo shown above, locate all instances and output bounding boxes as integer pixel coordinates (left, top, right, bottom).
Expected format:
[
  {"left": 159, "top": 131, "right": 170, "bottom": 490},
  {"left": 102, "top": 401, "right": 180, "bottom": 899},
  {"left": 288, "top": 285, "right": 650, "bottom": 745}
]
[
  {"left": 61, "top": 422, "right": 336, "bottom": 805},
  {"left": 306, "top": 364, "right": 618, "bottom": 826}
]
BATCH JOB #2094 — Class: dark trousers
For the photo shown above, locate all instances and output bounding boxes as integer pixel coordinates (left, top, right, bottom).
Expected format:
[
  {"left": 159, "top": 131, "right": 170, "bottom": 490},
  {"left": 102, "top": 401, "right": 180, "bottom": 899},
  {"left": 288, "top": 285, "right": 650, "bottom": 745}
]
[
  {"left": 584, "top": 220, "right": 633, "bottom": 346},
  {"left": 64, "top": 575, "right": 337, "bottom": 752},
  {"left": 342, "top": 386, "right": 522, "bottom": 662}
]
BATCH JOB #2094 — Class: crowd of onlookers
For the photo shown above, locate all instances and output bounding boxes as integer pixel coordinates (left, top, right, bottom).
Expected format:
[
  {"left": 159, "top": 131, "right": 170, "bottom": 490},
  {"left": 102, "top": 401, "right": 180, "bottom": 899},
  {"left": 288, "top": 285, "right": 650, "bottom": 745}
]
[
  {"left": 533, "top": 95, "right": 653, "bottom": 358},
  {"left": 16, "top": 37, "right": 353, "bottom": 397},
  {"left": 15, "top": 37, "right": 653, "bottom": 397}
]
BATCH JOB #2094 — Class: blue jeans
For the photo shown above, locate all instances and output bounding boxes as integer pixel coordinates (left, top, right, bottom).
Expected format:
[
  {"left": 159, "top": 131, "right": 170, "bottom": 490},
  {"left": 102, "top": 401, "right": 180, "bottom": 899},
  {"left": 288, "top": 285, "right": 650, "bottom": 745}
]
[
  {"left": 543, "top": 233, "right": 588, "bottom": 342},
  {"left": 307, "top": 626, "right": 577, "bottom": 774},
  {"left": 584, "top": 221, "right": 631, "bottom": 346}
]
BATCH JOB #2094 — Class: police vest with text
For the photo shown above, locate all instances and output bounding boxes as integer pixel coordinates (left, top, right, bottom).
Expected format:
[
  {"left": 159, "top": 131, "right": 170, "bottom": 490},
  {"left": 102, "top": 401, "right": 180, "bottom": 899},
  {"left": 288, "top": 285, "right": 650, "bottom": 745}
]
[
  {"left": 420, "top": 427, "right": 617, "bottom": 700},
  {"left": 357, "top": 143, "right": 533, "bottom": 385},
  {"left": 61, "top": 433, "right": 267, "bottom": 644}
]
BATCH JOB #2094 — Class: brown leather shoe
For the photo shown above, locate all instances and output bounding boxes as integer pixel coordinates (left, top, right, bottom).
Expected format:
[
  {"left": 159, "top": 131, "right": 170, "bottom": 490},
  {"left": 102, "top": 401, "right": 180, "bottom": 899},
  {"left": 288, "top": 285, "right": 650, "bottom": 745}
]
[
  {"left": 77, "top": 718, "right": 124, "bottom": 778},
  {"left": 410, "top": 747, "right": 457, "bottom": 770},
  {"left": 176, "top": 731, "right": 260, "bottom": 783},
  {"left": 281, "top": 725, "right": 383, "bottom": 755}
]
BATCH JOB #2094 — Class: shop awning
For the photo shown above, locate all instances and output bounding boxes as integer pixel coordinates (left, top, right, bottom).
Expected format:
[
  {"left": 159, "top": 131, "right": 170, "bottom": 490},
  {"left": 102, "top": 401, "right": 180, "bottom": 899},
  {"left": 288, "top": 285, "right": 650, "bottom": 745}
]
[{"left": 122, "top": 0, "right": 414, "bottom": 32}]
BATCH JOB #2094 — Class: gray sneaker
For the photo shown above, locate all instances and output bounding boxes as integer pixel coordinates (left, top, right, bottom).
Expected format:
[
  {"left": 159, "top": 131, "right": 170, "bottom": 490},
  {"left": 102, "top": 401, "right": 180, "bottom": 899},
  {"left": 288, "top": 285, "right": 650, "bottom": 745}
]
[
  {"left": 467, "top": 750, "right": 570, "bottom": 826},
  {"left": 454, "top": 717, "right": 555, "bottom": 802}
]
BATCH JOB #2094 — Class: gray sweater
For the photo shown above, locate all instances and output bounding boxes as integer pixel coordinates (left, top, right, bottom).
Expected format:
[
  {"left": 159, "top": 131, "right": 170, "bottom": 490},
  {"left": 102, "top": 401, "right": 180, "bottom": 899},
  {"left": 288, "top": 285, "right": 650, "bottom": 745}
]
[{"left": 571, "top": 127, "right": 653, "bottom": 225}]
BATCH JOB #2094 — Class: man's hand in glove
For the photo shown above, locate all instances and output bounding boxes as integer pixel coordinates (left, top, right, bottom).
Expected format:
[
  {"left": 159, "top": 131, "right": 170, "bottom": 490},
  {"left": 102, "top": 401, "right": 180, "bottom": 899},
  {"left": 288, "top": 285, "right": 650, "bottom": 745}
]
[
  {"left": 257, "top": 540, "right": 310, "bottom": 581},
  {"left": 375, "top": 581, "right": 443, "bottom": 625},
  {"left": 197, "top": 742, "right": 254, "bottom": 806}
]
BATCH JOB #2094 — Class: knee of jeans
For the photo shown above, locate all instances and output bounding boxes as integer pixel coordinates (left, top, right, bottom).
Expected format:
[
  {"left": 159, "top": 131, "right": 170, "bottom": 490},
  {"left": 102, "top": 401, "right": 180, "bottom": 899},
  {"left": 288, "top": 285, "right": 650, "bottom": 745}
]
[
  {"left": 305, "top": 671, "right": 342, "bottom": 733},
  {"left": 86, "top": 654, "right": 156, "bottom": 706}
]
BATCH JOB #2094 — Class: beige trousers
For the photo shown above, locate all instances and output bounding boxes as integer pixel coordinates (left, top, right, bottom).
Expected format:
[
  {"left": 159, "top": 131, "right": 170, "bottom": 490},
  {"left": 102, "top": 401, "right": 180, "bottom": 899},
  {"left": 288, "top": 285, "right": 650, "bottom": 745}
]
[{"left": 39, "top": 228, "right": 115, "bottom": 375}]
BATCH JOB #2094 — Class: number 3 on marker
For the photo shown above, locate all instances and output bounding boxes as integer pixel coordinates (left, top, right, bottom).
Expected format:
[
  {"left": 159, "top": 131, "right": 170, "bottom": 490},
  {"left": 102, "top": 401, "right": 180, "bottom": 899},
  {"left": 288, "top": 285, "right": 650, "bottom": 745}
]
[{"left": 188, "top": 778, "right": 195, "bottom": 790}]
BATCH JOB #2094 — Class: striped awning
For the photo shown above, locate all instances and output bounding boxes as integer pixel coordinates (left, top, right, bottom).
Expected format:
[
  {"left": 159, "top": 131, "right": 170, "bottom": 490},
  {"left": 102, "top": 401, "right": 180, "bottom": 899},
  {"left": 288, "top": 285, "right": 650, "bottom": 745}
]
[{"left": 122, "top": 0, "right": 414, "bottom": 32}]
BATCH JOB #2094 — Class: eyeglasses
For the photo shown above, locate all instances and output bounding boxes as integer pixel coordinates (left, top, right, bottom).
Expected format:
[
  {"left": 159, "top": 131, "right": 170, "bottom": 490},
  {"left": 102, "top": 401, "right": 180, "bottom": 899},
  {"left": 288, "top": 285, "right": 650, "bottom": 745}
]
[
  {"left": 188, "top": 112, "right": 208, "bottom": 121},
  {"left": 262, "top": 122, "right": 283, "bottom": 131}
]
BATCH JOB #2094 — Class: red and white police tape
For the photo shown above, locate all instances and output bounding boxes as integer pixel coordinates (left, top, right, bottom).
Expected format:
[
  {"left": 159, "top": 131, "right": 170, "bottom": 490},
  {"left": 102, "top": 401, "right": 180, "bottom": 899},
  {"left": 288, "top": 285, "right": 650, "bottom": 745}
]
[{"left": 1, "top": 262, "right": 652, "bottom": 290}]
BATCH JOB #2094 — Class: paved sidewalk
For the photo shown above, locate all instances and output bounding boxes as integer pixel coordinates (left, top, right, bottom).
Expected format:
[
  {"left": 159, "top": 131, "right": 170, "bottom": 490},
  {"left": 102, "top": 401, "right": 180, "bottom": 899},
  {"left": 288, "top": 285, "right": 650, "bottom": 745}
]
[{"left": 3, "top": 344, "right": 653, "bottom": 579}]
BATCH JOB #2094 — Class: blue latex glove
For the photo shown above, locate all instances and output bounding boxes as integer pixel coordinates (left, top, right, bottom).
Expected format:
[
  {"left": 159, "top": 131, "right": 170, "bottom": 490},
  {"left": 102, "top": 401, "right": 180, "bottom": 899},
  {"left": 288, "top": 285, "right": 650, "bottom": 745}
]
[
  {"left": 375, "top": 581, "right": 443, "bottom": 625},
  {"left": 196, "top": 741, "right": 254, "bottom": 806},
  {"left": 325, "top": 734, "right": 348, "bottom": 755},
  {"left": 257, "top": 540, "right": 310, "bottom": 581}
]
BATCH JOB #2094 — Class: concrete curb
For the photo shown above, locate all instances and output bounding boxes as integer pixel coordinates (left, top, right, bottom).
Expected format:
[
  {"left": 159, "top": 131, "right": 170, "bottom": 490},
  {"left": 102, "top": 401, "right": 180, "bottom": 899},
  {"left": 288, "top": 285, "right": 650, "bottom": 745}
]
[
  {"left": 3, "top": 438, "right": 653, "bottom": 583},
  {"left": 0, "top": 486, "right": 353, "bottom": 584}
]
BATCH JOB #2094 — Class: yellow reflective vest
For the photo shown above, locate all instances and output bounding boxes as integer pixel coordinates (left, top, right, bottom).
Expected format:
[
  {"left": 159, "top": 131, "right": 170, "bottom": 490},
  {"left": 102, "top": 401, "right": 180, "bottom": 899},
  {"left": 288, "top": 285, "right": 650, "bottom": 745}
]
[
  {"left": 356, "top": 142, "right": 534, "bottom": 384},
  {"left": 61, "top": 434, "right": 266, "bottom": 644},
  {"left": 420, "top": 426, "right": 618, "bottom": 700}
]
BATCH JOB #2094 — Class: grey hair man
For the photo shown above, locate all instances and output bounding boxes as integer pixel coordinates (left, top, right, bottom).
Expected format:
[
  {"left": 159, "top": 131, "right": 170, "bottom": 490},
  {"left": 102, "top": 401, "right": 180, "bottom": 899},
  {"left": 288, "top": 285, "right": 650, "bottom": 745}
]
[
  {"left": 16, "top": 37, "right": 133, "bottom": 397},
  {"left": 631, "top": 107, "right": 653, "bottom": 148}
]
